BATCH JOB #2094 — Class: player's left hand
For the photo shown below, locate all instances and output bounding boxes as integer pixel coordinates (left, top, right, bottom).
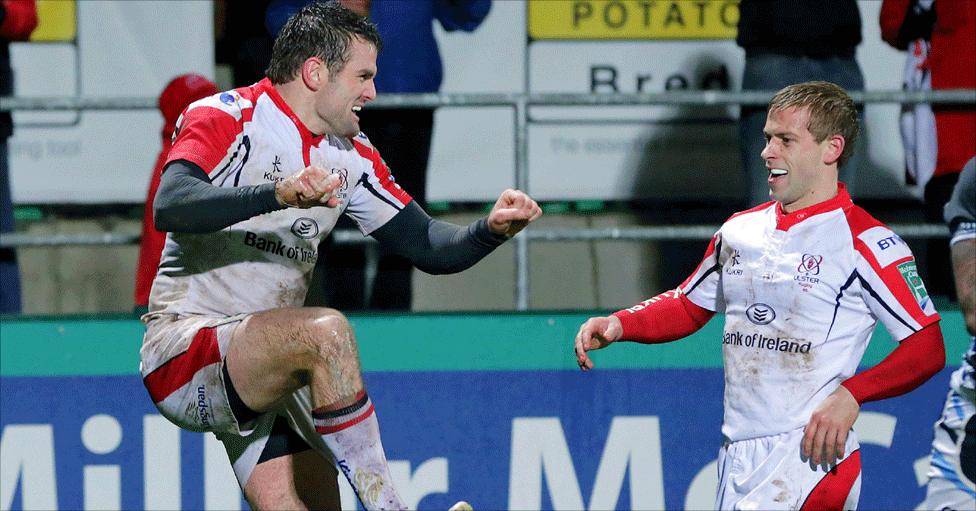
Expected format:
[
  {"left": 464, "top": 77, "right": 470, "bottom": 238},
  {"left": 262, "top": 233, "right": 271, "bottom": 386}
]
[
  {"left": 487, "top": 189, "right": 542, "bottom": 238},
  {"left": 802, "top": 385, "right": 859, "bottom": 467}
]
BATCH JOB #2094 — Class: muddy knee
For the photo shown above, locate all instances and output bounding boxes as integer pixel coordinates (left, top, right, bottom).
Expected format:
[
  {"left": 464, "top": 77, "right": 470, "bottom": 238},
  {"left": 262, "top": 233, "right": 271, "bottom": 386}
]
[{"left": 300, "top": 309, "right": 363, "bottom": 394}]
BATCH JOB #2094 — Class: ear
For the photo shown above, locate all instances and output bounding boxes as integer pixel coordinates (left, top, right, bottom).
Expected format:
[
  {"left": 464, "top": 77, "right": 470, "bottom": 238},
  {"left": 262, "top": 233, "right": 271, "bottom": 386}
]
[
  {"left": 301, "top": 57, "right": 327, "bottom": 91},
  {"left": 822, "top": 134, "right": 845, "bottom": 166}
]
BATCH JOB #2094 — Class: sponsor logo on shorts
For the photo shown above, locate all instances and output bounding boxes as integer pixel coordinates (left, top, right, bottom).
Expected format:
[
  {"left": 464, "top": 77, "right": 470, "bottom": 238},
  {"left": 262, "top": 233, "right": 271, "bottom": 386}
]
[
  {"left": 291, "top": 218, "right": 319, "bottom": 239},
  {"left": 745, "top": 303, "right": 775, "bottom": 325},
  {"left": 244, "top": 231, "right": 317, "bottom": 263},
  {"left": 197, "top": 385, "right": 212, "bottom": 428},
  {"left": 723, "top": 331, "right": 811, "bottom": 354},
  {"left": 898, "top": 260, "right": 930, "bottom": 307}
]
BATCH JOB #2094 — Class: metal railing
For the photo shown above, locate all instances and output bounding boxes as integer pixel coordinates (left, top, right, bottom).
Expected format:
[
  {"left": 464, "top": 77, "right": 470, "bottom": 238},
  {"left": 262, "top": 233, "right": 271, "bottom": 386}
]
[{"left": 2, "top": 89, "right": 973, "bottom": 309}]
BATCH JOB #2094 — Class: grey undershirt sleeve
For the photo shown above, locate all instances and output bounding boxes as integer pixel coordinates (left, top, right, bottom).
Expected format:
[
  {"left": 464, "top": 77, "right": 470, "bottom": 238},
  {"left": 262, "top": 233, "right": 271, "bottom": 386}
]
[
  {"left": 369, "top": 201, "right": 508, "bottom": 275},
  {"left": 153, "top": 159, "right": 284, "bottom": 233}
]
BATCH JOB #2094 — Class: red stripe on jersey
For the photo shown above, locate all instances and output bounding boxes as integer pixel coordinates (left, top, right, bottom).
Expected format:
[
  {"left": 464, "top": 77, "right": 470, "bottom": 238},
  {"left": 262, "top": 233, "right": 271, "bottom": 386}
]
[
  {"left": 143, "top": 327, "right": 222, "bottom": 403},
  {"left": 315, "top": 403, "right": 375, "bottom": 434},
  {"left": 680, "top": 235, "right": 718, "bottom": 290},
  {"left": 800, "top": 450, "right": 861, "bottom": 511},
  {"left": 260, "top": 79, "right": 324, "bottom": 167},
  {"left": 166, "top": 105, "right": 246, "bottom": 174},
  {"left": 352, "top": 140, "right": 413, "bottom": 205}
]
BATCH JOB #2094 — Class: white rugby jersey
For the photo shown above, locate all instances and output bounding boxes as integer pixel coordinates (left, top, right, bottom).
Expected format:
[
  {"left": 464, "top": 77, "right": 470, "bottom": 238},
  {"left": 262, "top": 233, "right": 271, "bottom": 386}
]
[
  {"left": 680, "top": 185, "right": 940, "bottom": 441},
  {"left": 147, "top": 79, "right": 412, "bottom": 317}
]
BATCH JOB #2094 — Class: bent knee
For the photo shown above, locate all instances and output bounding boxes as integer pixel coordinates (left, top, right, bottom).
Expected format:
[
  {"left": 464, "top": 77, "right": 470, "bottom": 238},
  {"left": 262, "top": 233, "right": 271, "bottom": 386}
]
[
  {"left": 299, "top": 308, "right": 357, "bottom": 357},
  {"left": 305, "top": 308, "right": 352, "bottom": 338}
]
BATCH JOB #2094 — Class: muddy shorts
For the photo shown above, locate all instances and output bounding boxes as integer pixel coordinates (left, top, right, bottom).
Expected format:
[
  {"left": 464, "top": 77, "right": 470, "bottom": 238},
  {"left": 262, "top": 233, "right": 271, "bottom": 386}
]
[
  {"left": 140, "top": 314, "right": 333, "bottom": 486},
  {"left": 716, "top": 427, "right": 861, "bottom": 510}
]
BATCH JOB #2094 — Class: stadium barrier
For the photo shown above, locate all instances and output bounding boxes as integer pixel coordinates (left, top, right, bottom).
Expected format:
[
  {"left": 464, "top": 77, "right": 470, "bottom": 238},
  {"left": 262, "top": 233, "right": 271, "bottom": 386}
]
[
  {"left": 0, "top": 309, "right": 970, "bottom": 510},
  {"left": 2, "top": 89, "right": 974, "bottom": 310}
]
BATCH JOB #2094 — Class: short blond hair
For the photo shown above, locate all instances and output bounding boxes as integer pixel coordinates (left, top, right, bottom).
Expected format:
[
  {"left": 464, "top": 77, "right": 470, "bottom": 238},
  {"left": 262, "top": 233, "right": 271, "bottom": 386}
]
[{"left": 768, "top": 81, "right": 860, "bottom": 167}]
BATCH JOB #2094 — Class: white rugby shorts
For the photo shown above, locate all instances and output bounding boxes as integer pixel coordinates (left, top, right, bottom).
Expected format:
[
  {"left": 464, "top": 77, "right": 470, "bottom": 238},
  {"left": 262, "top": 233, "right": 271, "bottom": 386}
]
[
  {"left": 140, "top": 313, "right": 333, "bottom": 486},
  {"left": 716, "top": 427, "right": 861, "bottom": 510},
  {"left": 141, "top": 314, "right": 247, "bottom": 434}
]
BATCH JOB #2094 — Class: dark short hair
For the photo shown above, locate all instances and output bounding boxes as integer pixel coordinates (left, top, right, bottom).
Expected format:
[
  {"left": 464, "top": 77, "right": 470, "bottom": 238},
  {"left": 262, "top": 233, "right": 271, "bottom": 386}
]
[
  {"left": 768, "top": 81, "right": 860, "bottom": 167},
  {"left": 265, "top": 1, "right": 382, "bottom": 84}
]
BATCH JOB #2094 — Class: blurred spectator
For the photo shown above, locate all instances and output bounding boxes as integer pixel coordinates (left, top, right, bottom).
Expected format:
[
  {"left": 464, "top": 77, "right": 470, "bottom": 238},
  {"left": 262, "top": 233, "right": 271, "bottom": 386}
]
[
  {"left": 215, "top": 0, "right": 274, "bottom": 86},
  {"left": 881, "top": 0, "right": 976, "bottom": 299},
  {"left": 266, "top": 0, "right": 491, "bottom": 310},
  {"left": 134, "top": 74, "right": 218, "bottom": 312},
  {"left": 736, "top": 0, "right": 864, "bottom": 208},
  {"left": 880, "top": 0, "right": 976, "bottom": 212},
  {"left": 879, "top": 0, "right": 936, "bottom": 192},
  {"left": 0, "top": 0, "right": 38, "bottom": 314}
]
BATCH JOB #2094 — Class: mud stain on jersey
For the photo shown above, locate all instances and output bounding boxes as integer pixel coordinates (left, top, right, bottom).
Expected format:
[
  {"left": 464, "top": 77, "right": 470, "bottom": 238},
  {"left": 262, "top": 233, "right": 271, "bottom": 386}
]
[{"left": 276, "top": 281, "right": 307, "bottom": 308}]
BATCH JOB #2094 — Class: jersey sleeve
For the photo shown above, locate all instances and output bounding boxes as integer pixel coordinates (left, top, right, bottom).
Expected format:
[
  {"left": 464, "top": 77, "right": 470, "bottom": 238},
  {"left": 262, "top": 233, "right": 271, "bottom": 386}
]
[
  {"left": 854, "top": 226, "right": 940, "bottom": 341},
  {"left": 678, "top": 231, "right": 724, "bottom": 312},
  {"left": 165, "top": 93, "right": 245, "bottom": 176},
  {"left": 345, "top": 136, "right": 414, "bottom": 235}
]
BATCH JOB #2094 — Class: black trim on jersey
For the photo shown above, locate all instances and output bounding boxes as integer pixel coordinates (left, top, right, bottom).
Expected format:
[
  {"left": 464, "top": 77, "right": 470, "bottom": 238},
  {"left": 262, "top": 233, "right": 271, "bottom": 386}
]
[
  {"left": 210, "top": 134, "right": 248, "bottom": 184},
  {"left": 685, "top": 238, "right": 721, "bottom": 295},
  {"left": 825, "top": 271, "right": 860, "bottom": 341},
  {"left": 856, "top": 271, "right": 918, "bottom": 335},
  {"left": 358, "top": 173, "right": 403, "bottom": 211},
  {"left": 215, "top": 135, "right": 251, "bottom": 187}
]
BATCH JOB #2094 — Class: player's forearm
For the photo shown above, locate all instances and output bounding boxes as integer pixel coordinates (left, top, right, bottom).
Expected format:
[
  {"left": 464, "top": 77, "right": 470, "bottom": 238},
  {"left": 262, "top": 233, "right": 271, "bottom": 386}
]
[
  {"left": 371, "top": 202, "right": 507, "bottom": 274},
  {"left": 840, "top": 322, "right": 945, "bottom": 404},
  {"left": 154, "top": 160, "right": 284, "bottom": 233},
  {"left": 950, "top": 239, "right": 976, "bottom": 335},
  {"left": 612, "top": 290, "right": 714, "bottom": 343}
]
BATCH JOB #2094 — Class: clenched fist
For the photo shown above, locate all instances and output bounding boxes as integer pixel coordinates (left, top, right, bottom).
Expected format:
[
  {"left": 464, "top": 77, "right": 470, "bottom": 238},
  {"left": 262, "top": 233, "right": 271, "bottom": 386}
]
[
  {"left": 275, "top": 166, "right": 342, "bottom": 209},
  {"left": 487, "top": 189, "right": 542, "bottom": 238}
]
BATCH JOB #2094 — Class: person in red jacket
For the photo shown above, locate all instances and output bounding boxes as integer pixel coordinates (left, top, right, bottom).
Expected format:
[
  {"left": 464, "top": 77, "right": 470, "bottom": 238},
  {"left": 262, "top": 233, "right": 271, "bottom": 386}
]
[
  {"left": 879, "top": 0, "right": 976, "bottom": 301},
  {"left": 134, "top": 74, "right": 218, "bottom": 311}
]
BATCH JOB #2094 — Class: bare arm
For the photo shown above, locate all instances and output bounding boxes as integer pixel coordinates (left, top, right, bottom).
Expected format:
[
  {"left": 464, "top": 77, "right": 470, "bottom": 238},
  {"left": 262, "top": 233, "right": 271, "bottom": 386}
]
[{"left": 951, "top": 238, "right": 976, "bottom": 335}]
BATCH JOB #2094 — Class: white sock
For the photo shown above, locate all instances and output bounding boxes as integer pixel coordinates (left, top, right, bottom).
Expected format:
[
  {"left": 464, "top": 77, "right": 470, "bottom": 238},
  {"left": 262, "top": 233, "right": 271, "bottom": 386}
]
[{"left": 313, "top": 392, "right": 405, "bottom": 510}]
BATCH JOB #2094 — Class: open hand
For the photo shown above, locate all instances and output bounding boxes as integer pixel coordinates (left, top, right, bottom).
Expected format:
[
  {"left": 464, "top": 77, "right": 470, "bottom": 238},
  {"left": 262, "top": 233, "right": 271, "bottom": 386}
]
[
  {"left": 487, "top": 189, "right": 542, "bottom": 237},
  {"left": 275, "top": 166, "right": 342, "bottom": 209},
  {"left": 574, "top": 315, "right": 623, "bottom": 371},
  {"left": 802, "top": 385, "right": 859, "bottom": 466}
]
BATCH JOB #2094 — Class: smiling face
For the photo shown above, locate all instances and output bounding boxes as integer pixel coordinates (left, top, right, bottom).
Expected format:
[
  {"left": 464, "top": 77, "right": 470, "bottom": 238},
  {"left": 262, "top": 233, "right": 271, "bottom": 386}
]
[
  {"left": 761, "top": 106, "right": 842, "bottom": 212},
  {"left": 313, "top": 36, "right": 377, "bottom": 138}
]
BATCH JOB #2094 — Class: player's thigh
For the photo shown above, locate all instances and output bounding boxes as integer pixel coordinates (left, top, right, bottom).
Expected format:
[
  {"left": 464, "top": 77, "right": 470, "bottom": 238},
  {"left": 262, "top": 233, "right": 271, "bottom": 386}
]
[
  {"left": 245, "top": 450, "right": 340, "bottom": 511},
  {"left": 225, "top": 306, "right": 353, "bottom": 410}
]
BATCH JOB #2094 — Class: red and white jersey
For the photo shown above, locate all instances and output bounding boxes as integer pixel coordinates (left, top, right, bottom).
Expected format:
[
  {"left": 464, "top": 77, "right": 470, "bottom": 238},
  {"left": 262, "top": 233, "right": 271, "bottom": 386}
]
[
  {"left": 680, "top": 185, "right": 940, "bottom": 441},
  {"left": 147, "top": 79, "right": 412, "bottom": 317}
]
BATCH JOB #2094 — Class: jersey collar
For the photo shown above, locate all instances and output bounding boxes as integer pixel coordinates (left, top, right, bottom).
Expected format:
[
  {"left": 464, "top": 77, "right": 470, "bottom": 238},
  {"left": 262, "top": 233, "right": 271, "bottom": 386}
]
[
  {"left": 775, "top": 182, "right": 853, "bottom": 231},
  {"left": 258, "top": 78, "right": 327, "bottom": 146}
]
